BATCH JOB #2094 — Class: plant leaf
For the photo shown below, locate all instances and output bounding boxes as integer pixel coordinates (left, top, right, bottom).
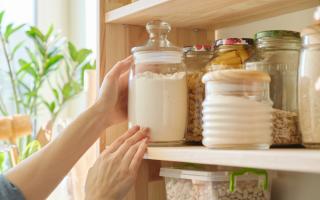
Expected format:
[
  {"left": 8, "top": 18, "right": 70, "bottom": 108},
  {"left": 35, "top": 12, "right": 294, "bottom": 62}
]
[
  {"left": 26, "top": 26, "right": 45, "bottom": 42},
  {"left": 11, "top": 41, "right": 24, "bottom": 59},
  {"left": 20, "top": 140, "right": 41, "bottom": 161},
  {"left": 52, "top": 88, "right": 60, "bottom": 102},
  {"left": 43, "top": 100, "right": 55, "bottom": 113},
  {"left": 45, "top": 24, "right": 54, "bottom": 41},
  {"left": 68, "top": 42, "right": 77, "bottom": 61},
  {"left": 18, "top": 62, "right": 38, "bottom": 79},
  {"left": 62, "top": 81, "right": 82, "bottom": 100},
  {"left": 76, "top": 49, "right": 92, "bottom": 63},
  {"left": 4, "top": 24, "right": 24, "bottom": 41},
  {"left": 0, "top": 11, "right": 5, "bottom": 27},
  {"left": 44, "top": 54, "right": 63, "bottom": 74},
  {"left": 0, "top": 152, "right": 5, "bottom": 173},
  {"left": 25, "top": 47, "right": 40, "bottom": 70}
]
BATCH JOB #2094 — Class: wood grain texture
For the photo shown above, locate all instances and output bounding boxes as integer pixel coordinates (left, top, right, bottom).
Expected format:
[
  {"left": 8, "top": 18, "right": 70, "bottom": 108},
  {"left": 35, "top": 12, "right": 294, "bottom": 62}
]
[
  {"left": 106, "top": 0, "right": 318, "bottom": 28},
  {"left": 145, "top": 147, "right": 320, "bottom": 174}
]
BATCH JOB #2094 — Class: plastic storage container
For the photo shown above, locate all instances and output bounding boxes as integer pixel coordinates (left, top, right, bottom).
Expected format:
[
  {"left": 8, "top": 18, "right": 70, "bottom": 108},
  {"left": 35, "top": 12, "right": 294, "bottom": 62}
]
[
  {"left": 202, "top": 70, "right": 273, "bottom": 149},
  {"left": 246, "top": 30, "right": 302, "bottom": 146},
  {"left": 206, "top": 38, "right": 254, "bottom": 71},
  {"left": 299, "top": 7, "right": 320, "bottom": 148},
  {"left": 128, "top": 20, "right": 187, "bottom": 146},
  {"left": 160, "top": 168, "right": 271, "bottom": 200},
  {"left": 184, "top": 45, "right": 213, "bottom": 142}
]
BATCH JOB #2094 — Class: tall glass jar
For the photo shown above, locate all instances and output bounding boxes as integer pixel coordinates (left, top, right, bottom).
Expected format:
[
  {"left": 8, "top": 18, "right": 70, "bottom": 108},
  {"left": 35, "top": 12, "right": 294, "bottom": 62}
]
[
  {"left": 129, "top": 20, "right": 187, "bottom": 146},
  {"left": 246, "top": 30, "right": 302, "bottom": 146},
  {"left": 206, "top": 38, "right": 254, "bottom": 71},
  {"left": 202, "top": 70, "right": 273, "bottom": 149},
  {"left": 299, "top": 7, "right": 320, "bottom": 148},
  {"left": 184, "top": 45, "right": 213, "bottom": 142},
  {"left": 254, "top": 30, "right": 301, "bottom": 112}
]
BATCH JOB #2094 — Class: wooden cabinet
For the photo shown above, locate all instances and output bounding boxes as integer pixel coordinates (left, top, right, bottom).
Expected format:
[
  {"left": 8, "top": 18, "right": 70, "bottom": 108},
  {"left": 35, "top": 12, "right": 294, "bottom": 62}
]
[{"left": 98, "top": 1, "right": 320, "bottom": 199}]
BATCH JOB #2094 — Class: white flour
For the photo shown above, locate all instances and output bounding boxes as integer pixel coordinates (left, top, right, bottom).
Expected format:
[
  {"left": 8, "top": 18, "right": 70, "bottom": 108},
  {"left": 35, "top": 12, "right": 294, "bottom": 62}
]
[{"left": 128, "top": 71, "right": 187, "bottom": 143}]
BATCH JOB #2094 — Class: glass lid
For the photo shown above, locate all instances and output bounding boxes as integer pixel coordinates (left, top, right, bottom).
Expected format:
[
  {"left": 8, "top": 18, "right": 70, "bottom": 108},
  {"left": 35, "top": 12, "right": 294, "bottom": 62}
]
[{"left": 132, "top": 20, "right": 183, "bottom": 64}]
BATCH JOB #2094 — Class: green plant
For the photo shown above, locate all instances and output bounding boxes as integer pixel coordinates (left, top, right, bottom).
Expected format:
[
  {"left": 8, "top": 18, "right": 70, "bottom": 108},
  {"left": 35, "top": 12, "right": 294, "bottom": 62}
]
[{"left": 0, "top": 11, "right": 95, "bottom": 171}]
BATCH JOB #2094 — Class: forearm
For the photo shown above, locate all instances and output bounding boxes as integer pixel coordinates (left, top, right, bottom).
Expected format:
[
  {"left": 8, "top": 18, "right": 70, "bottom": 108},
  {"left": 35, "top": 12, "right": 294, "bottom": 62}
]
[{"left": 5, "top": 104, "right": 110, "bottom": 200}]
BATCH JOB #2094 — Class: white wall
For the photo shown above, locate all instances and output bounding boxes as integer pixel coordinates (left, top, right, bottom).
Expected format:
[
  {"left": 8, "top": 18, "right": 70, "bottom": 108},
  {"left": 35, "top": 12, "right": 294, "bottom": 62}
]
[{"left": 216, "top": 7, "right": 320, "bottom": 200}]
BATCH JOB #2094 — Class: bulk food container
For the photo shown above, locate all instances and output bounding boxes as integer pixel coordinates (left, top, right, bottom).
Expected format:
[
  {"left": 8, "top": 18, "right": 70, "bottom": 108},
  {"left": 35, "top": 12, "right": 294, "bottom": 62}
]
[
  {"left": 184, "top": 45, "right": 213, "bottom": 142},
  {"left": 128, "top": 20, "right": 187, "bottom": 146},
  {"left": 299, "top": 7, "right": 320, "bottom": 148},
  {"left": 206, "top": 38, "right": 254, "bottom": 71},
  {"left": 160, "top": 168, "right": 271, "bottom": 200},
  {"left": 246, "top": 30, "right": 302, "bottom": 146},
  {"left": 202, "top": 70, "right": 273, "bottom": 149}
]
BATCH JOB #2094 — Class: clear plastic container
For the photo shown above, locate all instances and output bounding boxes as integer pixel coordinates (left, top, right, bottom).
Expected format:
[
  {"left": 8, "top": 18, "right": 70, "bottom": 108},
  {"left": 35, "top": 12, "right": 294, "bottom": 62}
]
[
  {"left": 206, "top": 38, "right": 254, "bottom": 71},
  {"left": 299, "top": 7, "right": 320, "bottom": 148},
  {"left": 202, "top": 70, "right": 273, "bottom": 149},
  {"left": 184, "top": 45, "right": 213, "bottom": 142},
  {"left": 160, "top": 168, "right": 271, "bottom": 200},
  {"left": 128, "top": 20, "right": 187, "bottom": 146}
]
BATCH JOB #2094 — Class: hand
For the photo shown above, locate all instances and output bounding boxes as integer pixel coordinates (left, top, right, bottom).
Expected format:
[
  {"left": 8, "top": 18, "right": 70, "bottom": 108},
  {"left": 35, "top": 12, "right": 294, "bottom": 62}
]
[
  {"left": 94, "top": 56, "right": 133, "bottom": 125},
  {"left": 85, "top": 126, "right": 150, "bottom": 200}
]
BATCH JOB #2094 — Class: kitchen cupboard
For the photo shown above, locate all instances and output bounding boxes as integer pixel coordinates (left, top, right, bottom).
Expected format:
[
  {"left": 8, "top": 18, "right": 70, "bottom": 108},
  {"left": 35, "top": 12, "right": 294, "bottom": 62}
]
[{"left": 97, "top": 0, "right": 320, "bottom": 199}]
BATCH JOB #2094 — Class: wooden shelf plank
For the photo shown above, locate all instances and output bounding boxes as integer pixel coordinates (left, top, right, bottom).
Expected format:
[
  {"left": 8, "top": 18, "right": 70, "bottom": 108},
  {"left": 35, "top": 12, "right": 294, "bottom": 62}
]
[
  {"left": 106, "top": 0, "right": 318, "bottom": 28},
  {"left": 144, "top": 146, "right": 320, "bottom": 173}
]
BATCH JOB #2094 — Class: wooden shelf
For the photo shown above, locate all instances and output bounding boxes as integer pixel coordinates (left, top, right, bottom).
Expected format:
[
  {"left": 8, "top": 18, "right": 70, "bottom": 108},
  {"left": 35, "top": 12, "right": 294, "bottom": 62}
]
[
  {"left": 144, "top": 146, "right": 320, "bottom": 173},
  {"left": 106, "top": 0, "right": 318, "bottom": 28}
]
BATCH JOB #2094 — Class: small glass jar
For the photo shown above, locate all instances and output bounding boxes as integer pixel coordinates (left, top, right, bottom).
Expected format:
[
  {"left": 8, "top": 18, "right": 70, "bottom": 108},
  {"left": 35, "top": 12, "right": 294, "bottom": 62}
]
[
  {"left": 246, "top": 30, "right": 302, "bottom": 146},
  {"left": 299, "top": 7, "right": 320, "bottom": 148},
  {"left": 206, "top": 38, "right": 254, "bottom": 71},
  {"left": 202, "top": 70, "right": 273, "bottom": 149},
  {"left": 129, "top": 20, "right": 187, "bottom": 146},
  {"left": 184, "top": 45, "right": 213, "bottom": 142}
]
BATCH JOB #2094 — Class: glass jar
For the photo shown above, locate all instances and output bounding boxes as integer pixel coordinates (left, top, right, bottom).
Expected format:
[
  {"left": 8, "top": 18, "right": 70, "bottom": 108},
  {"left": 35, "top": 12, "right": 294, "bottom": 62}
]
[
  {"left": 254, "top": 30, "right": 301, "bottom": 112},
  {"left": 246, "top": 30, "right": 302, "bottom": 146},
  {"left": 299, "top": 7, "right": 320, "bottom": 148},
  {"left": 206, "top": 38, "right": 254, "bottom": 71},
  {"left": 202, "top": 70, "right": 273, "bottom": 149},
  {"left": 129, "top": 20, "right": 187, "bottom": 146},
  {"left": 184, "top": 45, "right": 213, "bottom": 143}
]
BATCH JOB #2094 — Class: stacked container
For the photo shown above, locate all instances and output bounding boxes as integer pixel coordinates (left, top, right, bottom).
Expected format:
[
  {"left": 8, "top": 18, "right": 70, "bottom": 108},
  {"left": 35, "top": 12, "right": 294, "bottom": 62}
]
[
  {"left": 160, "top": 168, "right": 271, "bottom": 200},
  {"left": 202, "top": 70, "right": 273, "bottom": 149}
]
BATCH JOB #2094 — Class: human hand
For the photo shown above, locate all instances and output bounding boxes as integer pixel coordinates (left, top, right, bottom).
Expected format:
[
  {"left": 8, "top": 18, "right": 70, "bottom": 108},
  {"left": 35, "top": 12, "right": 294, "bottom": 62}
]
[
  {"left": 94, "top": 56, "right": 133, "bottom": 126},
  {"left": 85, "top": 126, "right": 150, "bottom": 200}
]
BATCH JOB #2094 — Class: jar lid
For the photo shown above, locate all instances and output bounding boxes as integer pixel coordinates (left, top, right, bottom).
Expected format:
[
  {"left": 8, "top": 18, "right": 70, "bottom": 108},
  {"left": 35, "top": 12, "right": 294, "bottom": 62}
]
[
  {"left": 202, "top": 69, "right": 271, "bottom": 84},
  {"left": 183, "top": 44, "right": 212, "bottom": 53},
  {"left": 214, "top": 38, "right": 254, "bottom": 47},
  {"left": 255, "top": 30, "right": 301, "bottom": 40}
]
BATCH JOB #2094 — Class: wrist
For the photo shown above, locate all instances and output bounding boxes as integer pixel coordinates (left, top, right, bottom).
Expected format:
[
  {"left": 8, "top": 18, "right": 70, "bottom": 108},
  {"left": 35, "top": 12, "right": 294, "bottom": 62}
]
[{"left": 89, "top": 103, "right": 112, "bottom": 130}]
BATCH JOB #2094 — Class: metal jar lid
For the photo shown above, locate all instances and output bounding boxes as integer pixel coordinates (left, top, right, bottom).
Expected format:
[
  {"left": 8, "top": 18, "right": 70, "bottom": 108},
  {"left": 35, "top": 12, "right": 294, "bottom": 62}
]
[{"left": 255, "top": 30, "right": 301, "bottom": 40}]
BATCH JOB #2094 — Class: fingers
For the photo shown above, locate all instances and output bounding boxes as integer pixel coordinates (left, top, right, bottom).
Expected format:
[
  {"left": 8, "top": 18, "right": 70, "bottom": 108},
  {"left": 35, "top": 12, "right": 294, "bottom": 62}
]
[
  {"left": 129, "top": 139, "right": 148, "bottom": 173},
  {"left": 107, "top": 56, "right": 133, "bottom": 80},
  {"left": 122, "top": 138, "right": 148, "bottom": 167},
  {"left": 107, "top": 126, "right": 140, "bottom": 153},
  {"left": 114, "top": 127, "right": 150, "bottom": 157}
]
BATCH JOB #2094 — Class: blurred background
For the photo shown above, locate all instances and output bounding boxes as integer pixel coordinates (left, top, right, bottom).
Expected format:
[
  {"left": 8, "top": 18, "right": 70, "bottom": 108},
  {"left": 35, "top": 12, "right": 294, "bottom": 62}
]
[{"left": 0, "top": 0, "right": 98, "bottom": 199}]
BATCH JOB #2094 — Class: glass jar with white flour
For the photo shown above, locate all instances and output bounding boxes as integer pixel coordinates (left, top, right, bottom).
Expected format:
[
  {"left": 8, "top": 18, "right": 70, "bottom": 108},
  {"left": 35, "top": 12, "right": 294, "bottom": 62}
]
[{"left": 129, "top": 20, "right": 187, "bottom": 146}]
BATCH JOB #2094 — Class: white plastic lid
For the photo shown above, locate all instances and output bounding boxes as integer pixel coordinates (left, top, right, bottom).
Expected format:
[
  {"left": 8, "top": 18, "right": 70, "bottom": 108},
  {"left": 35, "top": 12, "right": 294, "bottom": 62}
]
[
  {"left": 134, "top": 51, "right": 182, "bottom": 64},
  {"left": 160, "top": 168, "right": 259, "bottom": 182}
]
